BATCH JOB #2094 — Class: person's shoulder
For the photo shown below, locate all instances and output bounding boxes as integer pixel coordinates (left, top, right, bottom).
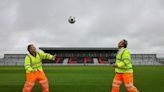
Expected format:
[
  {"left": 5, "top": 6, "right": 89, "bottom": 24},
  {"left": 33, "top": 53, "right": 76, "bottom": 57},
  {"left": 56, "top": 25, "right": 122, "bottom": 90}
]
[
  {"left": 25, "top": 53, "right": 29, "bottom": 56},
  {"left": 38, "top": 49, "right": 46, "bottom": 56},
  {"left": 124, "top": 48, "right": 131, "bottom": 53},
  {"left": 38, "top": 49, "right": 44, "bottom": 53},
  {"left": 25, "top": 54, "right": 30, "bottom": 59}
]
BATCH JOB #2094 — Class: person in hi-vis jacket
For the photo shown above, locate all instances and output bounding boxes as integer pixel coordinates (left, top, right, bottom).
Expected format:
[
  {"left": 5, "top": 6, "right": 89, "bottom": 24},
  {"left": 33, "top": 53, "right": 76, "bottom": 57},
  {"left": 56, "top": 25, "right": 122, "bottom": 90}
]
[
  {"left": 111, "top": 39, "right": 139, "bottom": 92},
  {"left": 22, "top": 44, "right": 56, "bottom": 92}
]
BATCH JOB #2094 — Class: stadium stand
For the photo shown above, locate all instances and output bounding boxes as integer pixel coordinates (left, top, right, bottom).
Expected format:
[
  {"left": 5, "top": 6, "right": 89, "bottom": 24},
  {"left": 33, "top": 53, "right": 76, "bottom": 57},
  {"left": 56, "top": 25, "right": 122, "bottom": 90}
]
[
  {"left": 77, "top": 58, "right": 84, "bottom": 63},
  {"left": 68, "top": 57, "right": 77, "bottom": 64},
  {"left": 0, "top": 58, "right": 4, "bottom": 65},
  {"left": 54, "top": 57, "right": 64, "bottom": 63},
  {"left": 40, "top": 47, "right": 118, "bottom": 65},
  {"left": 3, "top": 54, "right": 25, "bottom": 65},
  {"left": 98, "top": 57, "right": 108, "bottom": 64},
  {"left": 63, "top": 58, "right": 69, "bottom": 65},
  {"left": 67, "top": 57, "right": 84, "bottom": 64},
  {"left": 0, "top": 47, "right": 163, "bottom": 65},
  {"left": 157, "top": 58, "right": 164, "bottom": 64},
  {"left": 84, "top": 57, "right": 93, "bottom": 64},
  {"left": 131, "top": 54, "right": 160, "bottom": 65},
  {"left": 93, "top": 58, "right": 99, "bottom": 65}
]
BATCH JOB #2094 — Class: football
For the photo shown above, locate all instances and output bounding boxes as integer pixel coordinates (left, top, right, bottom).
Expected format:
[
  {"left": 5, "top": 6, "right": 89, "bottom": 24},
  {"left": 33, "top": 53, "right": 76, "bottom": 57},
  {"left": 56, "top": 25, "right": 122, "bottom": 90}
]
[{"left": 68, "top": 16, "right": 76, "bottom": 24}]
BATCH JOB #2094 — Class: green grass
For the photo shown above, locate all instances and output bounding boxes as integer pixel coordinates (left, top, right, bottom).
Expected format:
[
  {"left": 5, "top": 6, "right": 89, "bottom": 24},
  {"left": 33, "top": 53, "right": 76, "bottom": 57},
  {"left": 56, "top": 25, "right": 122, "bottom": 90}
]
[{"left": 0, "top": 65, "right": 164, "bottom": 92}]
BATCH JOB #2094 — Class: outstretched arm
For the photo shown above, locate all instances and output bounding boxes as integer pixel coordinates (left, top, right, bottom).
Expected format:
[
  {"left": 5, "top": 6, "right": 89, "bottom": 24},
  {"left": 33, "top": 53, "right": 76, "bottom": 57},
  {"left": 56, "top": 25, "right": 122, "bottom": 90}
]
[{"left": 39, "top": 50, "right": 56, "bottom": 60}]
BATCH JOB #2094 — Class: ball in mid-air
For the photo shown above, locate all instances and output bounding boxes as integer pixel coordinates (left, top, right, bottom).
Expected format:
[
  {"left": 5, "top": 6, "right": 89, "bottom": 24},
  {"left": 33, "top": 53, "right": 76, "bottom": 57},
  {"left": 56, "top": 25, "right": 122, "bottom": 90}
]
[{"left": 68, "top": 16, "right": 76, "bottom": 24}]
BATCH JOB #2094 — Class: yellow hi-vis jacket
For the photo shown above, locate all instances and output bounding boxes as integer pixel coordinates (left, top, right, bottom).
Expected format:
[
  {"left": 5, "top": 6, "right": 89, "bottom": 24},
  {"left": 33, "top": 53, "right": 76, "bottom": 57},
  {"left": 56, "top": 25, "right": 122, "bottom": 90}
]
[
  {"left": 24, "top": 50, "right": 55, "bottom": 73},
  {"left": 115, "top": 48, "right": 133, "bottom": 73}
]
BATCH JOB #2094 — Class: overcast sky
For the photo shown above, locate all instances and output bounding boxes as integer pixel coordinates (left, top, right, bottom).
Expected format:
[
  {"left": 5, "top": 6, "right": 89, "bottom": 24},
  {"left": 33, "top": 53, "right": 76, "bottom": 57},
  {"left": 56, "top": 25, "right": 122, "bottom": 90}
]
[{"left": 0, "top": 0, "right": 164, "bottom": 57}]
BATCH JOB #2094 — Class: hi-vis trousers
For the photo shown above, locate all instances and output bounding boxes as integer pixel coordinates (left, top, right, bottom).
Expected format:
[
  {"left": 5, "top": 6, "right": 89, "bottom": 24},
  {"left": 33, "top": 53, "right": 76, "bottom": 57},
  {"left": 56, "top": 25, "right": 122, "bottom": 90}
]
[
  {"left": 111, "top": 73, "right": 139, "bottom": 92},
  {"left": 23, "top": 71, "right": 49, "bottom": 92}
]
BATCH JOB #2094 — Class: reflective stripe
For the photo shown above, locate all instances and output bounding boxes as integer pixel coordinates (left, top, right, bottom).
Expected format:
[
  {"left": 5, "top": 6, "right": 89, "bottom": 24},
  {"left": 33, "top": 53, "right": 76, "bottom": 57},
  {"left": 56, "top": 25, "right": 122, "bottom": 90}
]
[
  {"left": 24, "top": 64, "right": 30, "bottom": 66},
  {"left": 120, "top": 49, "right": 125, "bottom": 60},
  {"left": 112, "top": 84, "right": 120, "bottom": 87},
  {"left": 125, "top": 84, "right": 133, "bottom": 87},
  {"left": 46, "top": 54, "right": 48, "bottom": 59},
  {"left": 123, "top": 58, "right": 130, "bottom": 61},
  {"left": 116, "top": 67, "right": 133, "bottom": 70},
  {"left": 127, "top": 87, "right": 134, "bottom": 90},
  {"left": 113, "top": 80, "right": 122, "bottom": 83},
  {"left": 116, "top": 58, "right": 130, "bottom": 66},
  {"left": 25, "top": 66, "right": 31, "bottom": 68},
  {"left": 43, "top": 89, "right": 49, "bottom": 92},
  {"left": 31, "top": 61, "right": 41, "bottom": 66},
  {"left": 122, "top": 61, "right": 127, "bottom": 66},
  {"left": 39, "top": 79, "right": 47, "bottom": 83},
  {"left": 25, "top": 82, "right": 35, "bottom": 85},
  {"left": 31, "top": 60, "right": 42, "bottom": 69},
  {"left": 32, "top": 65, "right": 42, "bottom": 69},
  {"left": 116, "top": 58, "right": 122, "bottom": 60},
  {"left": 26, "top": 66, "right": 31, "bottom": 69},
  {"left": 37, "top": 52, "right": 42, "bottom": 61},
  {"left": 42, "top": 84, "right": 48, "bottom": 87},
  {"left": 24, "top": 87, "right": 32, "bottom": 90},
  {"left": 116, "top": 58, "right": 126, "bottom": 65},
  {"left": 47, "top": 54, "right": 50, "bottom": 59}
]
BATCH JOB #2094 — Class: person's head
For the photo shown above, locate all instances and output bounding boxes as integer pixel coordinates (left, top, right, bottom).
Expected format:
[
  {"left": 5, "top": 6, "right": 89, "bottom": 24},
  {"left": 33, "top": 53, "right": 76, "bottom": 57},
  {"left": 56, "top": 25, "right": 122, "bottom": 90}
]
[
  {"left": 118, "top": 39, "right": 128, "bottom": 48},
  {"left": 27, "top": 44, "right": 36, "bottom": 54}
]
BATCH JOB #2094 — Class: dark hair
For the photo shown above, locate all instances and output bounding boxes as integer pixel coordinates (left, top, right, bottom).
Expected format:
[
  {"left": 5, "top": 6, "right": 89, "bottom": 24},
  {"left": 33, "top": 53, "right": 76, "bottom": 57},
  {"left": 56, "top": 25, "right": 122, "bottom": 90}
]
[
  {"left": 27, "top": 44, "right": 33, "bottom": 52},
  {"left": 123, "top": 39, "right": 128, "bottom": 48}
]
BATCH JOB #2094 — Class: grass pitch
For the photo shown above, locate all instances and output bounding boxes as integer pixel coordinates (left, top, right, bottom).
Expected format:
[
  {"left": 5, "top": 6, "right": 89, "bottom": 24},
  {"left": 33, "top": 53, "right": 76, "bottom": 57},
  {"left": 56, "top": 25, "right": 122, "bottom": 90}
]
[{"left": 0, "top": 65, "right": 164, "bottom": 92}]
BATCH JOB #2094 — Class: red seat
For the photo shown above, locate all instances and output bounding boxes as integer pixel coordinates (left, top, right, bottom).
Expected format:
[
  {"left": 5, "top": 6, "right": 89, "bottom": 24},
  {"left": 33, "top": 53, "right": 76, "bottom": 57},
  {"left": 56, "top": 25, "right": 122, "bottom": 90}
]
[
  {"left": 68, "top": 57, "right": 77, "bottom": 64},
  {"left": 84, "top": 57, "right": 93, "bottom": 64},
  {"left": 99, "top": 57, "right": 108, "bottom": 64}
]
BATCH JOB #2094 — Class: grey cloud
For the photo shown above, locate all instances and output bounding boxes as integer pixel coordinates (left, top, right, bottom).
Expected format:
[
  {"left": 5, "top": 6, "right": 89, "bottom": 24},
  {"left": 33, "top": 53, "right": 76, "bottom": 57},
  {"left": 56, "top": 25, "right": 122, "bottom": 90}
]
[{"left": 0, "top": 0, "right": 164, "bottom": 58}]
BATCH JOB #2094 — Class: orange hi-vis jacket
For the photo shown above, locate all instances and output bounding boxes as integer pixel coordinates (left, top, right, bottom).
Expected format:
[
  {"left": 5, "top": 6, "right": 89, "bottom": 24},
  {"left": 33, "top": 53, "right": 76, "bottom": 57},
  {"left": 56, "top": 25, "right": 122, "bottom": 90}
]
[
  {"left": 24, "top": 50, "right": 55, "bottom": 73},
  {"left": 115, "top": 48, "right": 133, "bottom": 73}
]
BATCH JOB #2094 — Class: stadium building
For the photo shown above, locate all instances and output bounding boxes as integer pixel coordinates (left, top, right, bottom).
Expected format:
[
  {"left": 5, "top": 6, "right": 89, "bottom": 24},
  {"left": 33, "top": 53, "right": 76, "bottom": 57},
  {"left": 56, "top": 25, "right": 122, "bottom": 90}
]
[{"left": 0, "top": 47, "right": 162, "bottom": 65}]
